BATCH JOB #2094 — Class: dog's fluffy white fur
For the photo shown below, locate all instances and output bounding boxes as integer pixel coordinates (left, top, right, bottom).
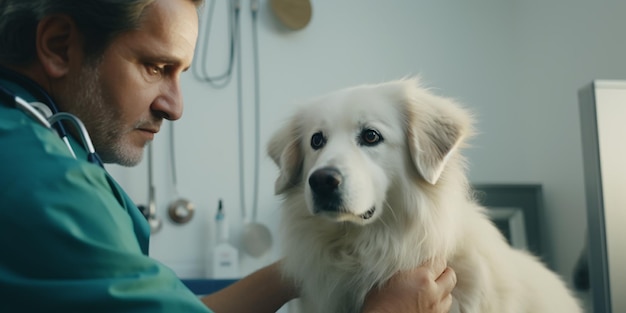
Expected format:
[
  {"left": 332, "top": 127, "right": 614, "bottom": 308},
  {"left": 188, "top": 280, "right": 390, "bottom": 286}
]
[{"left": 267, "top": 78, "right": 582, "bottom": 313}]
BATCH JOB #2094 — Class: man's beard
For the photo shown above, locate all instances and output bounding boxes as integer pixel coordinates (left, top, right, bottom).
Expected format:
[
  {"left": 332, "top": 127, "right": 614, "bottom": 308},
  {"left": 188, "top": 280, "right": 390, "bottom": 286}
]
[{"left": 64, "top": 64, "right": 145, "bottom": 167}]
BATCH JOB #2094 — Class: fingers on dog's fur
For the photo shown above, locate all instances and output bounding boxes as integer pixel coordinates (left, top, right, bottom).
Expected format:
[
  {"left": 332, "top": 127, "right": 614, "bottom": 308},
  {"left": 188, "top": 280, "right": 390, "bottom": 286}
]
[
  {"left": 403, "top": 78, "right": 473, "bottom": 185},
  {"left": 267, "top": 119, "right": 304, "bottom": 195}
]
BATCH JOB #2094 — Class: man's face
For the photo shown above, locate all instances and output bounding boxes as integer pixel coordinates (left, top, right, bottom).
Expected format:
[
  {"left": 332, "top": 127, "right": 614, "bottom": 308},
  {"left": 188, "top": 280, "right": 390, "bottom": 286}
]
[{"left": 62, "top": 0, "right": 198, "bottom": 166}]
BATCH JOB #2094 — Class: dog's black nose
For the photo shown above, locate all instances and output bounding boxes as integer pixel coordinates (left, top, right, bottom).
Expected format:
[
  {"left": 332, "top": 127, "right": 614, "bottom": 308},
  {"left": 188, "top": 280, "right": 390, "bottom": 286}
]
[{"left": 309, "top": 167, "right": 342, "bottom": 197}]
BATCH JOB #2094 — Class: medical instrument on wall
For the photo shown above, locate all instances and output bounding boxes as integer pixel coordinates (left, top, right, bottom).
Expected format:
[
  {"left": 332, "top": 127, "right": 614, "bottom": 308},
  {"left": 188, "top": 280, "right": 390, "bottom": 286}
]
[
  {"left": 238, "top": 0, "right": 273, "bottom": 258},
  {"left": 270, "top": 0, "right": 312, "bottom": 31},
  {"left": 167, "top": 122, "right": 195, "bottom": 225},
  {"left": 192, "top": 0, "right": 239, "bottom": 88},
  {"left": 140, "top": 143, "right": 163, "bottom": 233},
  {"left": 0, "top": 68, "right": 103, "bottom": 167}
]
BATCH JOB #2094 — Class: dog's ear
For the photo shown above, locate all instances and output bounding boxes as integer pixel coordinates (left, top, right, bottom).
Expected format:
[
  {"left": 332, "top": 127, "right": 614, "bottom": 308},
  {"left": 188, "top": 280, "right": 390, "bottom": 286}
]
[
  {"left": 267, "top": 119, "right": 304, "bottom": 194},
  {"left": 404, "top": 80, "right": 472, "bottom": 185}
]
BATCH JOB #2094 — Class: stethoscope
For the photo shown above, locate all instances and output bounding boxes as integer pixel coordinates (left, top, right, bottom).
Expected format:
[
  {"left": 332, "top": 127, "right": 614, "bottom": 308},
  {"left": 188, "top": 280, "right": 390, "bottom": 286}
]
[
  {"left": 0, "top": 67, "right": 103, "bottom": 167},
  {"left": 0, "top": 68, "right": 164, "bottom": 232}
]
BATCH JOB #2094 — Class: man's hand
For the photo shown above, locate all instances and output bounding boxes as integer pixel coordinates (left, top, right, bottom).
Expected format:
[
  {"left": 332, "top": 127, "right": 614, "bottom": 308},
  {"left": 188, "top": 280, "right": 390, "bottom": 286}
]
[{"left": 361, "top": 260, "right": 457, "bottom": 313}]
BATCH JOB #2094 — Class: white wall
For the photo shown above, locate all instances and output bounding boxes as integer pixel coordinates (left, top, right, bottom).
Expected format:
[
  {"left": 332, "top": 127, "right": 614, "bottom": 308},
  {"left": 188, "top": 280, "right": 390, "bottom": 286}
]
[
  {"left": 106, "top": 0, "right": 626, "bottom": 307},
  {"left": 510, "top": 0, "right": 626, "bottom": 279}
]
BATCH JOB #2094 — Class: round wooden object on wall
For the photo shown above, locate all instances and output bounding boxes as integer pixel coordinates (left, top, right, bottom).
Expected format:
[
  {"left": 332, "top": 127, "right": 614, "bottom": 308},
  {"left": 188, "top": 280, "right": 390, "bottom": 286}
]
[{"left": 270, "top": 0, "right": 312, "bottom": 30}]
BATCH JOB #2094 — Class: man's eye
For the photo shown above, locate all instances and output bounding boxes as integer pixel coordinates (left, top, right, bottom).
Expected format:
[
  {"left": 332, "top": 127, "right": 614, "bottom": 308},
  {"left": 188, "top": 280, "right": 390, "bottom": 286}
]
[
  {"left": 359, "top": 129, "right": 383, "bottom": 146},
  {"left": 146, "top": 64, "right": 165, "bottom": 76}
]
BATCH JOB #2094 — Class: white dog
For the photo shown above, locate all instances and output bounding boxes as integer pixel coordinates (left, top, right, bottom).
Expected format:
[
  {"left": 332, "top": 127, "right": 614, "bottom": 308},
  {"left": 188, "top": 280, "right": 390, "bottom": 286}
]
[{"left": 267, "top": 78, "right": 582, "bottom": 313}]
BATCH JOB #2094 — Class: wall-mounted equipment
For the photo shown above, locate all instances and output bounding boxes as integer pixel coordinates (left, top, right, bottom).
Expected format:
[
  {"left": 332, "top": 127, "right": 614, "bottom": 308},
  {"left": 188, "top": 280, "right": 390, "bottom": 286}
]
[
  {"left": 167, "top": 123, "right": 195, "bottom": 225},
  {"left": 270, "top": 0, "right": 312, "bottom": 30}
]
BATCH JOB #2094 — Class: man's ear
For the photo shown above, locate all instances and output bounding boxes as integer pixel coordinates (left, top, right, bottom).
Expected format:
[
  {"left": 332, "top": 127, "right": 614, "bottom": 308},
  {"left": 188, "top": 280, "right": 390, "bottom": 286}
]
[{"left": 35, "top": 14, "right": 83, "bottom": 78}]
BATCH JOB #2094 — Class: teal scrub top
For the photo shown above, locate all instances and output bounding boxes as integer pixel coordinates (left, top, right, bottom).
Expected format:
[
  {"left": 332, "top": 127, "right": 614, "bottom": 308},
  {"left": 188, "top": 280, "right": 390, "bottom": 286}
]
[{"left": 0, "top": 79, "right": 213, "bottom": 312}]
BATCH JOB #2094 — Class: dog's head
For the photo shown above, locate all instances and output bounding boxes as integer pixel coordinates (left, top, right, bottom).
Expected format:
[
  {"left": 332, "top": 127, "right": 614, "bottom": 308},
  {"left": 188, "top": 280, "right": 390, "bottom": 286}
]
[{"left": 268, "top": 78, "right": 473, "bottom": 225}]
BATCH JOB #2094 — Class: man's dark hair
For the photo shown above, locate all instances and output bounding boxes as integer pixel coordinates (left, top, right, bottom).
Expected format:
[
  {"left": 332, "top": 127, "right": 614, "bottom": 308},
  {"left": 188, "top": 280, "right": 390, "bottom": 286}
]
[{"left": 0, "top": 0, "right": 203, "bottom": 65}]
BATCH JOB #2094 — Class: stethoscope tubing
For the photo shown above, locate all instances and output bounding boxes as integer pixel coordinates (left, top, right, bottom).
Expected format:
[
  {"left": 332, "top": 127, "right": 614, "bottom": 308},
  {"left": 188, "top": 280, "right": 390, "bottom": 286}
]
[
  {"left": 0, "top": 67, "right": 71, "bottom": 139},
  {"left": 0, "top": 75, "right": 102, "bottom": 167},
  {"left": 12, "top": 93, "right": 52, "bottom": 128}
]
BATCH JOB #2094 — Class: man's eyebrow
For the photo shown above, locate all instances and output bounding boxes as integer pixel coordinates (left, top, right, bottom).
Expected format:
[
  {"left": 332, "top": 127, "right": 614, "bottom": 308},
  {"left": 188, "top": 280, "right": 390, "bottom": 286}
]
[{"left": 151, "top": 56, "right": 181, "bottom": 65}]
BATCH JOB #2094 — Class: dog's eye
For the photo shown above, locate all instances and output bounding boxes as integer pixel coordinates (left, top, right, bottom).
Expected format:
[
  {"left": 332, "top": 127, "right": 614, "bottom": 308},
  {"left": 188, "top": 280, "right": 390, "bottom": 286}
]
[
  {"left": 311, "top": 132, "right": 326, "bottom": 150},
  {"left": 359, "top": 129, "right": 383, "bottom": 146}
]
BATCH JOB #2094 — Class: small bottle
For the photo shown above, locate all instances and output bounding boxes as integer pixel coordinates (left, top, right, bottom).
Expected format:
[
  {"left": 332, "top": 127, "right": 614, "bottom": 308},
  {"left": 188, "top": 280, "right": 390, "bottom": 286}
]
[{"left": 212, "top": 199, "right": 240, "bottom": 279}]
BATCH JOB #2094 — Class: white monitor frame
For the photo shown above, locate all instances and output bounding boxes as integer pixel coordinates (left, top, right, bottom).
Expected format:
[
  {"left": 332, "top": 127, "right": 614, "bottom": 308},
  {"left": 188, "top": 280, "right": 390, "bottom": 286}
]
[{"left": 579, "top": 80, "right": 626, "bottom": 313}]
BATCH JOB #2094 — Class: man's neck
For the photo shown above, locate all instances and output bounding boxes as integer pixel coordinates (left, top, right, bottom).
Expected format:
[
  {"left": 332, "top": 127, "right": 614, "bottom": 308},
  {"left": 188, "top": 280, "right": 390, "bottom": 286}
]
[{"left": 0, "top": 62, "right": 51, "bottom": 94}]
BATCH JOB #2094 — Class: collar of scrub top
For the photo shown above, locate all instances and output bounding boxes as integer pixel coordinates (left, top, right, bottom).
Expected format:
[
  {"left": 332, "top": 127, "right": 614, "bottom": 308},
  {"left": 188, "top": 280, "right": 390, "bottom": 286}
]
[{"left": 0, "top": 66, "right": 104, "bottom": 167}]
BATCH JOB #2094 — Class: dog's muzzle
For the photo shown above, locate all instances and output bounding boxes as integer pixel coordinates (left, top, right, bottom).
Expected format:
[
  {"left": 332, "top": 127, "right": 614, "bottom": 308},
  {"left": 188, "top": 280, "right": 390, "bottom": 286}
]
[{"left": 308, "top": 167, "right": 375, "bottom": 220}]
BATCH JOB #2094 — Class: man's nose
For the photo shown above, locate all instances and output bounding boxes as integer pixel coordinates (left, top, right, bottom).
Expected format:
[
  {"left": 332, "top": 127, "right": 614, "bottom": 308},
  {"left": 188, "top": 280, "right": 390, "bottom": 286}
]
[{"left": 152, "top": 80, "right": 184, "bottom": 121}]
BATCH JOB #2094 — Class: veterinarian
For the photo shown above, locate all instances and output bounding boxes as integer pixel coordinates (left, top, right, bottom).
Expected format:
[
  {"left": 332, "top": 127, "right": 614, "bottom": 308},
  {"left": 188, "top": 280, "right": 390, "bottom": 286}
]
[{"left": 0, "top": 0, "right": 457, "bottom": 312}]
